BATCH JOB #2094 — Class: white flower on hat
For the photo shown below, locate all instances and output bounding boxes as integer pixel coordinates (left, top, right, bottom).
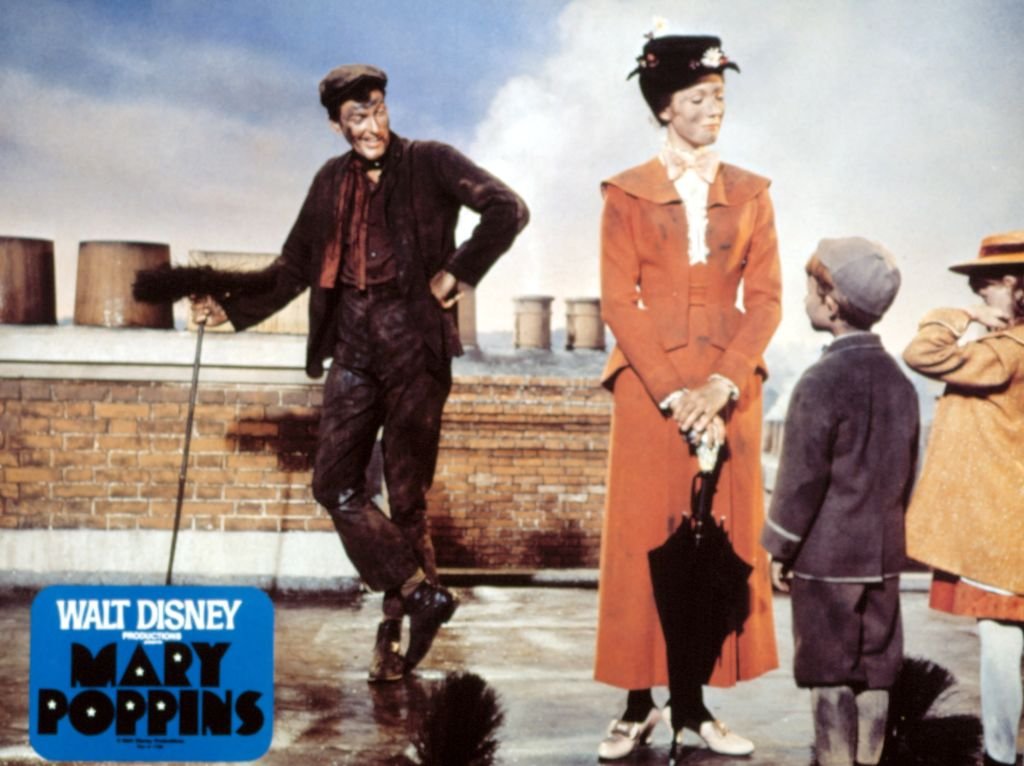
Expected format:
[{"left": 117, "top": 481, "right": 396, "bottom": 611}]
[
  {"left": 700, "top": 47, "right": 726, "bottom": 67},
  {"left": 651, "top": 16, "right": 669, "bottom": 36}
]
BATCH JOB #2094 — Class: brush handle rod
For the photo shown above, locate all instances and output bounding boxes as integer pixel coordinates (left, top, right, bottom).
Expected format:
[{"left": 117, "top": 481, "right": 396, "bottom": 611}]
[{"left": 166, "top": 320, "right": 206, "bottom": 585}]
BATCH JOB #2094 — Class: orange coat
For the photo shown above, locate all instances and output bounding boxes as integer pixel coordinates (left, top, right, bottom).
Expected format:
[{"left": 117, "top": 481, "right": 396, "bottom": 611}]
[
  {"left": 594, "top": 157, "right": 781, "bottom": 690},
  {"left": 903, "top": 308, "right": 1024, "bottom": 595}
]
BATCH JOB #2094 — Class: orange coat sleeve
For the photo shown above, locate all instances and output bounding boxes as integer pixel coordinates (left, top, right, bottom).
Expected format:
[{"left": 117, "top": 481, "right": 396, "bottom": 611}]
[
  {"left": 600, "top": 184, "right": 686, "bottom": 403},
  {"left": 711, "top": 189, "right": 782, "bottom": 394}
]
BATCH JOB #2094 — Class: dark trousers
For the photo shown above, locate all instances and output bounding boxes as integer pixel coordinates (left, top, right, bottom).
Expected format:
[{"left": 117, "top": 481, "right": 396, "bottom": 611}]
[
  {"left": 791, "top": 577, "right": 903, "bottom": 689},
  {"left": 312, "top": 284, "right": 452, "bottom": 595}
]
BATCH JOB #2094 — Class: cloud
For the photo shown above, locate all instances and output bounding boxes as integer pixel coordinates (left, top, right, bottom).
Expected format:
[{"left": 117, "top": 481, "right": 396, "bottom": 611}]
[
  {"left": 3, "top": 0, "right": 1022, "bottom": 356},
  {"left": 0, "top": 0, "right": 558, "bottom": 323},
  {"left": 0, "top": 7, "right": 332, "bottom": 319},
  {"left": 465, "top": 0, "right": 1024, "bottom": 356},
  {"left": 462, "top": 1, "right": 656, "bottom": 333}
]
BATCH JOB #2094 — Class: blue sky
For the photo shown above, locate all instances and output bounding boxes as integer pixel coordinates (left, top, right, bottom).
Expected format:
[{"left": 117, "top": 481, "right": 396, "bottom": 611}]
[
  {"left": 2, "top": 0, "right": 560, "bottom": 146},
  {"left": 3, "top": 0, "right": 1024, "bottom": 388}
]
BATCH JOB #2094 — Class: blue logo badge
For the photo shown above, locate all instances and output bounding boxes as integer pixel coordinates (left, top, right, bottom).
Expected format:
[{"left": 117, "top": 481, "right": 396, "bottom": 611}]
[{"left": 30, "top": 585, "right": 274, "bottom": 761}]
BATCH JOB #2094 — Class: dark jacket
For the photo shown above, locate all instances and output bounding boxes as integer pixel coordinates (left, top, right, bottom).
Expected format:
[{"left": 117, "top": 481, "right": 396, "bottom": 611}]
[
  {"left": 223, "top": 134, "right": 529, "bottom": 377},
  {"left": 761, "top": 333, "right": 919, "bottom": 580}
]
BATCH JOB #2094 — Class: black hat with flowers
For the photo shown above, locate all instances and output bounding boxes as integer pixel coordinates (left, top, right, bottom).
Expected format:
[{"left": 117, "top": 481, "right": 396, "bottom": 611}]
[{"left": 629, "top": 35, "right": 739, "bottom": 117}]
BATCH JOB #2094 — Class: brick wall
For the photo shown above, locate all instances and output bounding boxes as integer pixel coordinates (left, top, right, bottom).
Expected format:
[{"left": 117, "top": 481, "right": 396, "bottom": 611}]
[
  {"left": 0, "top": 374, "right": 610, "bottom": 569},
  {"left": 434, "top": 376, "right": 609, "bottom": 568}
]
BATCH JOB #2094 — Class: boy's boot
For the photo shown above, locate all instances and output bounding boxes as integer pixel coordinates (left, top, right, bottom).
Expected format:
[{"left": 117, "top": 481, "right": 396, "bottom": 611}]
[{"left": 811, "top": 686, "right": 857, "bottom": 766}]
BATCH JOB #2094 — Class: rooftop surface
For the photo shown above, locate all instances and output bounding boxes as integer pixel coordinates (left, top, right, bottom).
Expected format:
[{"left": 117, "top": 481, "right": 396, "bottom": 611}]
[{"left": 0, "top": 577, "right": 992, "bottom": 765}]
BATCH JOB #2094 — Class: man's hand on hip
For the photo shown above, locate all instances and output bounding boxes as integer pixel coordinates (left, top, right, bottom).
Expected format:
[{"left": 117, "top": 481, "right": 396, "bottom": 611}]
[{"left": 429, "top": 270, "right": 462, "bottom": 309}]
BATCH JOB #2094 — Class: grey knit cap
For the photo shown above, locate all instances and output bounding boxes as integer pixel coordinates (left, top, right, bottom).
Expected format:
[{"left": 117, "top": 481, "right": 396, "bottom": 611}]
[{"left": 814, "top": 237, "right": 901, "bottom": 319}]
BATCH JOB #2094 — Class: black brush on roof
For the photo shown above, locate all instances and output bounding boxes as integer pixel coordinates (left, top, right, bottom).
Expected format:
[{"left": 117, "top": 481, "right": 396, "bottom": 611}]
[
  {"left": 407, "top": 672, "right": 504, "bottom": 766},
  {"left": 880, "top": 656, "right": 982, "bottom": 766},
  {"left": 132, "top": 263, "right": 277, "bottom": 304}
]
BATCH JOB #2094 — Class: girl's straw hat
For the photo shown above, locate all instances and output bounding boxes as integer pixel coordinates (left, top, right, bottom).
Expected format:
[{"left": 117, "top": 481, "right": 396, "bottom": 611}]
[{"left": 949, "top": 230, "right": 1024, "bottom": 274}]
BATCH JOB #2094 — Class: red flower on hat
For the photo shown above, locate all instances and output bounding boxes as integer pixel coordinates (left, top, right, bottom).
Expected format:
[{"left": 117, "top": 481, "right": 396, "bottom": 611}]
[{"left": 636, "top": 51, "right": 659, "bottom": 69}]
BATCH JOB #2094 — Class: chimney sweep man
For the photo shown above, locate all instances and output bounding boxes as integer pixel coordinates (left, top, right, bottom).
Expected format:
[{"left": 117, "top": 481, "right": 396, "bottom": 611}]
[{"left": 192, "top": 64, "right": 529, "bottom": 682}]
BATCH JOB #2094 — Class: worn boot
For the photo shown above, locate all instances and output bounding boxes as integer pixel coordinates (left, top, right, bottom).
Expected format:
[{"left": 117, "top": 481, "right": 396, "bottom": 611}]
[
  {"left": 368, "top": 619, "right": 405, "bottom": 683},
  {"left": 403, "top": 581, "right": 458, "bottom": 672}
]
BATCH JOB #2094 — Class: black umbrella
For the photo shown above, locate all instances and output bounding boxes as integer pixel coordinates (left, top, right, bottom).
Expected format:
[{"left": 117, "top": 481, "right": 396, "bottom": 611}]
[{"left": 647, "top": 440, "right": 752, "bottom": 733}]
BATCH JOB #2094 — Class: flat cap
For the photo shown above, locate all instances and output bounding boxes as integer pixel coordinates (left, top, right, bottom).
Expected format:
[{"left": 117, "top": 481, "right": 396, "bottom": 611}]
[
  {"left": 814, "top": 236, "right": 901, "bottom": 320},
  {"left": 319, "top": 64, "right": 387, "bottom": 110}
]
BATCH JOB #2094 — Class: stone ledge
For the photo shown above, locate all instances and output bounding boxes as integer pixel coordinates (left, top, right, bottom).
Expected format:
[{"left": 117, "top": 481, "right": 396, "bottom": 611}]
[
  {"left": 0, "top": 528, "right": 356, "bottom": 588},
  {"left": 0, "top": 325, "right": 609, "bottom": 384}
]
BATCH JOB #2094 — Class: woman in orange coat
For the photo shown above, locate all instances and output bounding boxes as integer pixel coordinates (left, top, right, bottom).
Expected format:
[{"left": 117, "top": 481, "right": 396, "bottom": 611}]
[{"left": 594, "top": 34, "right": 781, "bottom": 760}]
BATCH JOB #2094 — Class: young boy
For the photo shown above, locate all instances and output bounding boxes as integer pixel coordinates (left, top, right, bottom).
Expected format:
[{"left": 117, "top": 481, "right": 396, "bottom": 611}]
[{"left": 761, "top": 237, "right": 919, "bottom": 766}]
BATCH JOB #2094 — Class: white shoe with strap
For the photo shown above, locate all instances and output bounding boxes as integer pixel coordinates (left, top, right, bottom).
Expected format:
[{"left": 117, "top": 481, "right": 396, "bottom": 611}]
[
  {"left": 597, "top": 706, "right": 663, "bottom": 760},
  {"left": 687, "top": 718, "right": 755, "bottom": 756}
]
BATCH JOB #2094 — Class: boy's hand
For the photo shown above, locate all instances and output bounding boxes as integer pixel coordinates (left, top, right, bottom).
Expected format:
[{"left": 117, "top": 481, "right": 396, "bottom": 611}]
[{"left": 770, "top": 557, "right": 791, "bottom": 593}]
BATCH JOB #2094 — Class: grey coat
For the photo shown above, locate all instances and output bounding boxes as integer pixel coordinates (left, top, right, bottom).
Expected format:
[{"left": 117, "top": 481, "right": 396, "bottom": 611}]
[{"left": 761, "top": 333, "right": 919, "bottom": 581}]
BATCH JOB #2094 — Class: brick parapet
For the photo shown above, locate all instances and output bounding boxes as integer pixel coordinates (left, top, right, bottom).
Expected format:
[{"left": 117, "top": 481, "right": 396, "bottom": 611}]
[{"left": 0, "top": 374, "right": 612, "bottom": 568}]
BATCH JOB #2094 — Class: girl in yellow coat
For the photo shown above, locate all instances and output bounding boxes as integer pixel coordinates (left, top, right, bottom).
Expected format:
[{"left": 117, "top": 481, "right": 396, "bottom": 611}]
[{"left": 903, "top": 231, "right": 1024, "bottom": 766}]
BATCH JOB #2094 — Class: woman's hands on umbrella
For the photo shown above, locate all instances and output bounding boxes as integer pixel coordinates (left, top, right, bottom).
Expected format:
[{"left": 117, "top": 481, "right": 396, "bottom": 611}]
[
  {"left": 698, "top": 415, "right": 726, "bottom": 449},
  {"left": 769, "top": 557, "right": 792, "bottom": 593},
  {"left": 669, "top": 377, "right": 732, "bottom": 436},
  {"left": 189, "top": 295, "right": 229, "bottom": 327}
]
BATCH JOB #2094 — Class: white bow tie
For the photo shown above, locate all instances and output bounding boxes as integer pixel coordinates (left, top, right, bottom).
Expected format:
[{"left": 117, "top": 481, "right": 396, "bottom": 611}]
[{"left": 660, "top": 145, "right": 720, "bottom": 184}]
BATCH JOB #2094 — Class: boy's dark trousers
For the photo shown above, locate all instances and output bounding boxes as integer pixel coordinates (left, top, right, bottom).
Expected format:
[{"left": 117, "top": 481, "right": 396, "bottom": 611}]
[{"left": 312, "top": 284, "right": 451, "bottom": 605}]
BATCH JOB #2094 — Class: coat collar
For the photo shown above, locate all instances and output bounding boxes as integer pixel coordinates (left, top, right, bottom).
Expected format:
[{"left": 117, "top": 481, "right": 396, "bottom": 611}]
[
  {"left": 993, "top": 323, "right": 1024, "bottom": 347},
  {"left": 334, "top": 132, "right": 408, "bottom": 176},
  {"left": 328, "top": 133, "right": 409, "bottom": 208},
  {"left": 603, "top": 155, "right": 770, "bottom": 207},
  {"left": 824, "top": 332, "right": 883, "bottom": 354}
]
